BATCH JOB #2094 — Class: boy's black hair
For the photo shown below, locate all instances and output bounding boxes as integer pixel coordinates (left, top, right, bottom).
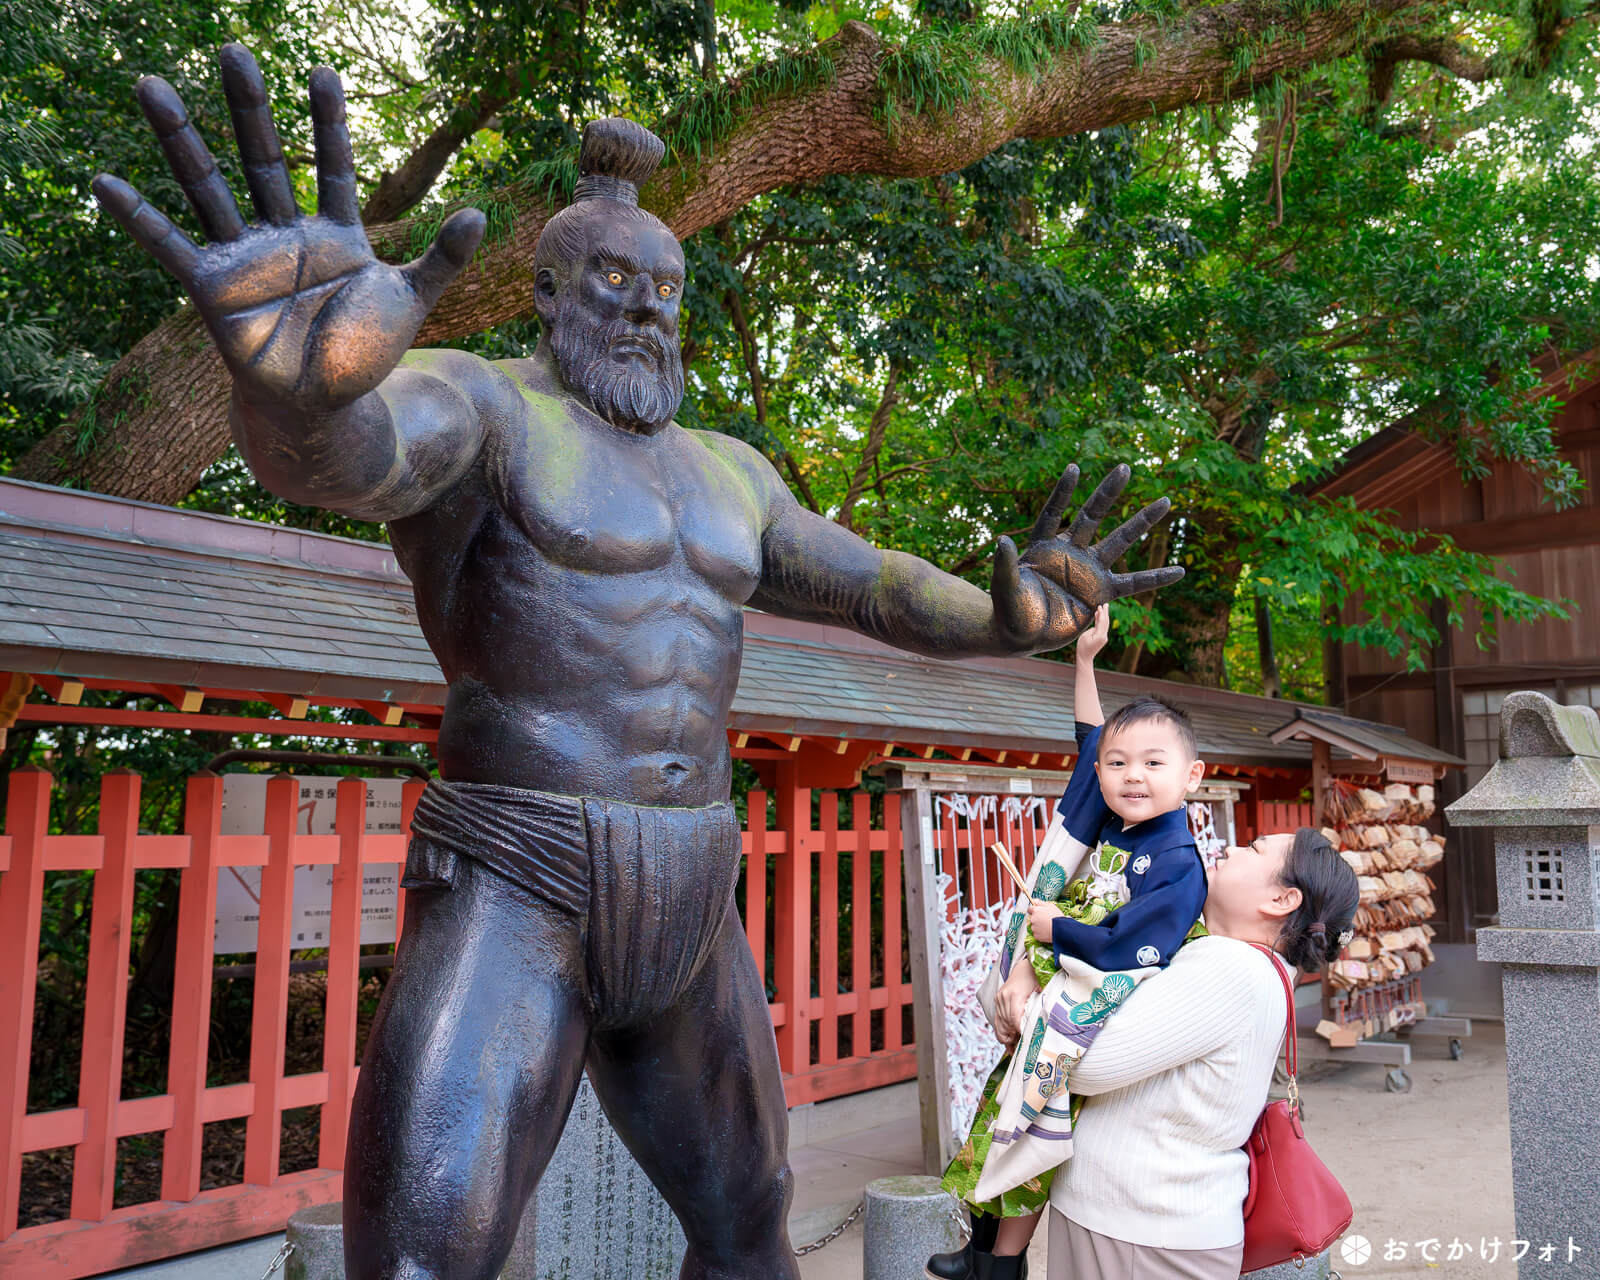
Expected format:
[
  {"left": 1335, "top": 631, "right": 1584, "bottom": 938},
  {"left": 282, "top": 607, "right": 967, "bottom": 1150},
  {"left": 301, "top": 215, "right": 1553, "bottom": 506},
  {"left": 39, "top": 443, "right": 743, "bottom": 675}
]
[{"left": 1099, "top": 696, "right": 1198, "bottom": 761}]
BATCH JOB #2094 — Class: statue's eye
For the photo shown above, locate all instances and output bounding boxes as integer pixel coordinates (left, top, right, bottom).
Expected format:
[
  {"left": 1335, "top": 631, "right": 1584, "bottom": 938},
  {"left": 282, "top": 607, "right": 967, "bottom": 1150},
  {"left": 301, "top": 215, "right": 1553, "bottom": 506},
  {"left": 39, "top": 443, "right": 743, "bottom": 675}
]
[
  {"left": 657, "top": 282, "right": 674, "bottom": 299},
  {"left": 606, "top": 270, "right": 624, "bottom": 286}
]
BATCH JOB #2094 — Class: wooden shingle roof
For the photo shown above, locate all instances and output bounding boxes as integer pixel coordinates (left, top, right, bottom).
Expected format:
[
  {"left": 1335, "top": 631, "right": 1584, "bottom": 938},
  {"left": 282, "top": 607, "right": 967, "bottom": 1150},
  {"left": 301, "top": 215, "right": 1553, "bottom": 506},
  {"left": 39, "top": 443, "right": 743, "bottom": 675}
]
[{"left": 0, "top": 476, "right": 1438, "bottom": 768}]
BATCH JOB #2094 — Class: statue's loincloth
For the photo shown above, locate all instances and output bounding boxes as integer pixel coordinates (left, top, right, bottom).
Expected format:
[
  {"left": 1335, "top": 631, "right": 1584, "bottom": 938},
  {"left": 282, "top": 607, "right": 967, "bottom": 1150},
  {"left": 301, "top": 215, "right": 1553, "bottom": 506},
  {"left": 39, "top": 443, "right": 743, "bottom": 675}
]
[{"left": 404, "top": 779, "right": 744, "bottom": 1025}]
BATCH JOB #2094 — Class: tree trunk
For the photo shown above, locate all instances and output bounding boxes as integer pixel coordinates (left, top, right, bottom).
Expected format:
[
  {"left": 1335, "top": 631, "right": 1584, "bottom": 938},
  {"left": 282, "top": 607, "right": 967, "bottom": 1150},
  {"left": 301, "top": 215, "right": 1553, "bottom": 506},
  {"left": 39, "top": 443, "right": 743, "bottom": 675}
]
[
  {"left": 1255, "top": 591, "right": 1283, "bottom": 698},
  {"left": 17, "top": 1, "right": 1449, "bottom": 503},
  {"left": 1138, "top": 515, "right": 1244, "bottom": 687},
  {"left": 837, "top": 361, "right": 902, "bottom": 530}
]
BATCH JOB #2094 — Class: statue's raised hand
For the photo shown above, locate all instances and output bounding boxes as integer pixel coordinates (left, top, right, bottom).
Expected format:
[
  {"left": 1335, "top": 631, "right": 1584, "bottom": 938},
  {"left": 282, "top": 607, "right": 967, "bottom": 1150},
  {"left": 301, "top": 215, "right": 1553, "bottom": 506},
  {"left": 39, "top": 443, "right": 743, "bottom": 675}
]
[
  {"left": 92, "top": 45, "right": 484, "bottom": 411},
  {"left": 990, "top": 464, "right": 1184, "bottom": 652}
]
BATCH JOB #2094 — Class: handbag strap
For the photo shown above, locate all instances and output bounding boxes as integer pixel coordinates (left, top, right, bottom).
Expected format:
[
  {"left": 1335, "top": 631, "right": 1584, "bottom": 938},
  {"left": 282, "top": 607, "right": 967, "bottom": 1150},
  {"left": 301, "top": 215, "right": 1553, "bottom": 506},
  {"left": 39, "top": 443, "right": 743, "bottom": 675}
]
[{"left": 1247, "top": 942, "right": 1300, "bottom": 1111}]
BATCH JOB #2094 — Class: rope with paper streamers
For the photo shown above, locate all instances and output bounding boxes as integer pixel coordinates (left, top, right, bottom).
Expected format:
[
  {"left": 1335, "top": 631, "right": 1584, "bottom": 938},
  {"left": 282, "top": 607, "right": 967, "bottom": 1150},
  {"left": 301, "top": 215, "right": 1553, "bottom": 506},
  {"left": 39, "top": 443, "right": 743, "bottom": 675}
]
[
  {"left": 936, "top": 869, "right": 1012, "bottom": 1140},
  {"left": 1188, "top": 800, "right": 1223, "bottom": 863}
]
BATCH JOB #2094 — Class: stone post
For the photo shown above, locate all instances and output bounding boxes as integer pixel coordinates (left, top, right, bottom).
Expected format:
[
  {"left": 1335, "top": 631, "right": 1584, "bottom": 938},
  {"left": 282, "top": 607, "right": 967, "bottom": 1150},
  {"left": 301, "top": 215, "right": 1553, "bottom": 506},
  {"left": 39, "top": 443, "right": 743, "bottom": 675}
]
[{"left": 1445, "top": 691, "right": 1600, "bottom": 1277}]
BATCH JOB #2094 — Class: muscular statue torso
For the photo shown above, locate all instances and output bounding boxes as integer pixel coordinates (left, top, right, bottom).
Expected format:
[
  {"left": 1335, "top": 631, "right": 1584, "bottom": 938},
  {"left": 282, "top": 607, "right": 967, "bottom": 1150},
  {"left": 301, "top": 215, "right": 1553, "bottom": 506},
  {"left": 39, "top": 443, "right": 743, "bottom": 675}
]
[{"left": 391, "top": 355, "right": 766, "bottom": 807}]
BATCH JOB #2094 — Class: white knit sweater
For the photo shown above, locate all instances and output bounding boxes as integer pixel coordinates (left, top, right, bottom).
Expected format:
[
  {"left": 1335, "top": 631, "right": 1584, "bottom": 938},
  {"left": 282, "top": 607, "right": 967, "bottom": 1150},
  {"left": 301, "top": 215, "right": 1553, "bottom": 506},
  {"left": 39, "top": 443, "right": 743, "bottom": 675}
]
[{"left": 1048, "top": 935, "right": 1293, "bottom": 1250}]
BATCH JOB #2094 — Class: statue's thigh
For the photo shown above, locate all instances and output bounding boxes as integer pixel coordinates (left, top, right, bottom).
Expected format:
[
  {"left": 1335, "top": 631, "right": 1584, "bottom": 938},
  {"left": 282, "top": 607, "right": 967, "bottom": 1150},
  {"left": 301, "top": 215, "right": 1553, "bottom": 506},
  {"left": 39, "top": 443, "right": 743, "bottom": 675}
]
[{"left": 345, "top": 859, "right": 590, "bottom": 1280}]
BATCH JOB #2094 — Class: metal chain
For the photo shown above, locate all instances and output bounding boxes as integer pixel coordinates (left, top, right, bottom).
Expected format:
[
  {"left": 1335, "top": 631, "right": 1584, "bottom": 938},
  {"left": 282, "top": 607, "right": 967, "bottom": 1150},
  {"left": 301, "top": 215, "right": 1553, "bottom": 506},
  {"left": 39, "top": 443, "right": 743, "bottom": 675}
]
[
  {"left": 948, "top": 1193, "right": 973, "bottom": 1242},
  {"left": 257, "top": 1239, "right": 296, "bottom": 1280},
  {"left": 792, "top": 1197, "right": 865, "bottom": 1257}
]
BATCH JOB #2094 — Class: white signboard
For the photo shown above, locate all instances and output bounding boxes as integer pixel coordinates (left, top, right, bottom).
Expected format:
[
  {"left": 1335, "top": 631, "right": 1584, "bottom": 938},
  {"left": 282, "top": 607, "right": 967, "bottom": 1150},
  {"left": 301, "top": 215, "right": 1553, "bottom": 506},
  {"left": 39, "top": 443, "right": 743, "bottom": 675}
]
[{"left": 214, "top": 775, "right": 405, "bottom": 954}]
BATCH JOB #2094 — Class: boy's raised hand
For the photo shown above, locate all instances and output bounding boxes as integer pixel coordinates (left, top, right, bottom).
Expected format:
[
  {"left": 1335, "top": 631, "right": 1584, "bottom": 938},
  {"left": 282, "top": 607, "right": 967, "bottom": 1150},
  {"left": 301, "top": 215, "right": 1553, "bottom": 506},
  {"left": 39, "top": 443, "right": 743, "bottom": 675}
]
[
  {"left": 1028, "top": 900, "right": 1064, "bottom": 942},
  {"left": 1076, "top": 604, "right": 1112, "bottom": 664}
]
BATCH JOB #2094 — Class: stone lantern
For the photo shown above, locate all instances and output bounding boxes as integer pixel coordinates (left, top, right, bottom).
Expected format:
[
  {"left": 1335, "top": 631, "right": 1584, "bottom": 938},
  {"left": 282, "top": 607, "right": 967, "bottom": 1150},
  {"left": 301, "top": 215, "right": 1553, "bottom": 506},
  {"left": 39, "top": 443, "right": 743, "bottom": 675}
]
[{"left": 1445, "top": 690, "right": 1600, "bottom": 1274}]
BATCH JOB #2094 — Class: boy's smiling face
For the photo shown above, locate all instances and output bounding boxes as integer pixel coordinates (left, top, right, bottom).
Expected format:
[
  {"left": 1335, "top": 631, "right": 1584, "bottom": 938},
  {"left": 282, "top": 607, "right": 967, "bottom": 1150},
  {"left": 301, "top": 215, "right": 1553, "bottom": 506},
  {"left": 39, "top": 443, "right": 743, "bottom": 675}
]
[{"left": 1095, "top": 718, "right": 1205, "bottom": 827}]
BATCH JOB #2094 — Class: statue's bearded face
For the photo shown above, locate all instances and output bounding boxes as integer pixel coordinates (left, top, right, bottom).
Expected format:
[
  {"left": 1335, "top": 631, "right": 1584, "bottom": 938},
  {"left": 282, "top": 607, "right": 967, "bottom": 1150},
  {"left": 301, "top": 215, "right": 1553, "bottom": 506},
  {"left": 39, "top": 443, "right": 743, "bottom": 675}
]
[{"left": 548, "top": 215, "right": 685, "bottom": 435}]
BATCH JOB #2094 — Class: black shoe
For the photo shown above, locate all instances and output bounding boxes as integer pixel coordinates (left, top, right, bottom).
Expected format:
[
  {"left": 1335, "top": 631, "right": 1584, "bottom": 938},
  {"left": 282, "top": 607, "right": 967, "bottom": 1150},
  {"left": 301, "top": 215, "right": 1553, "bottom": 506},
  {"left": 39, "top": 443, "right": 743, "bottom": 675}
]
[
  {"left": 975, "top": 1251, "right": 1029, "bottom": 1280},
  {"left": 925, "top": 1239, "right": 975, "bottom": 1280},
  {"left": 925, "top": 1212, "right": 999, "bottom": 1280}
]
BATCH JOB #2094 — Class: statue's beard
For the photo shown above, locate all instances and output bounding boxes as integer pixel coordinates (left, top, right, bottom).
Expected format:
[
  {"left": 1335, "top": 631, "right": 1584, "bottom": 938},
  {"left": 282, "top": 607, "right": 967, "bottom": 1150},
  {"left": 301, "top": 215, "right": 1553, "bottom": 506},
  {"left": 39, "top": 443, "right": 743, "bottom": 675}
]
[{"left": 551, "top": 293, "right": 684, "bottom": 433}]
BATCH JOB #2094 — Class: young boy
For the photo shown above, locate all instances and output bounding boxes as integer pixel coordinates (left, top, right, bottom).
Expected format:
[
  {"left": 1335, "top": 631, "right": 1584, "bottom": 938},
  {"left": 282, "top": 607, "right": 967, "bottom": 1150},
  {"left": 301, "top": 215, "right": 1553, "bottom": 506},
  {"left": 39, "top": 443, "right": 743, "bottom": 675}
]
[{"left": 930, "top": 605, "right": 1209, "bottom": 1280}]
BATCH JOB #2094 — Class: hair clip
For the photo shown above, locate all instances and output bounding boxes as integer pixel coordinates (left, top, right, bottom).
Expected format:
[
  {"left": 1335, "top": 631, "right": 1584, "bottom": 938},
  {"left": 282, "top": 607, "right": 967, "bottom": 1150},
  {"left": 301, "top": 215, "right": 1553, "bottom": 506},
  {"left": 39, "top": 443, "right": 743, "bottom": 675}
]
[{"left": 1337, "top": 928, "right": 1354, "bottom": 947}]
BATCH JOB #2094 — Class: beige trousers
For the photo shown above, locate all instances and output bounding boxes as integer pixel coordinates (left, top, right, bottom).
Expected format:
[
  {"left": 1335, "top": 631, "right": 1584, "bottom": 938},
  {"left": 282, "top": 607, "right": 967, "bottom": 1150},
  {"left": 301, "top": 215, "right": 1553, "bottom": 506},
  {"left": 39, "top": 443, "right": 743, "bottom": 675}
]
[{"left": 1047, "top": 1208, "right": 1245, "bottom": 1279}]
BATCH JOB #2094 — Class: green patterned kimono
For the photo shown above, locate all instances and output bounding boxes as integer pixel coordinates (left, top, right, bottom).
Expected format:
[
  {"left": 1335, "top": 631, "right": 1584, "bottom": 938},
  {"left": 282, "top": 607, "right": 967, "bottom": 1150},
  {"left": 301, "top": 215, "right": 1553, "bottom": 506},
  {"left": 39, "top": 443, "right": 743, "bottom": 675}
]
[{"left": 940, "top": 847, "right": 1207, "bottom": 1217}]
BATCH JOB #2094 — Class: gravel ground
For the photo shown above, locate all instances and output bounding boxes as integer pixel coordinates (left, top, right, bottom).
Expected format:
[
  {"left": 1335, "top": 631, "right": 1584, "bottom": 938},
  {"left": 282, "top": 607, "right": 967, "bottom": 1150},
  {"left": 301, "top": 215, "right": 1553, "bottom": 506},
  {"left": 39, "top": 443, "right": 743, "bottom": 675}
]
[{"left": 800, "top": 1019, "right": 1518, "bottom": 1280}]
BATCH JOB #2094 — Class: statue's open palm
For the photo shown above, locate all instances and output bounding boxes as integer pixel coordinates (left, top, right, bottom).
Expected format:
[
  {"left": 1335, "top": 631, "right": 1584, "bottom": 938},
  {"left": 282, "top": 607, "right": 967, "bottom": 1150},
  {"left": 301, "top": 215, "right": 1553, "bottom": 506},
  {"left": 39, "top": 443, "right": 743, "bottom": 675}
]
[
  {"left": 92, "top": 45, "right": 484, "bottom": 411},
  {"left": 990, "top": 464, "right": 1185, "bottom": 651}
]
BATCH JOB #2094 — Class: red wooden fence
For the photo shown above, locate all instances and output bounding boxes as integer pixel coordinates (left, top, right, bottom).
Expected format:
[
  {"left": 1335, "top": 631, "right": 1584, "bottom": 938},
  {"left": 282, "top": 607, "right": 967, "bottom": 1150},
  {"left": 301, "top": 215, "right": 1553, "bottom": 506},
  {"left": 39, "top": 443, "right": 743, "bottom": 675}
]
[
  {"left": 1235, "top": 800, "right": 1316, "bottom": 843},
  {"left": 0, "top": 765, "right": 913, "bottom": 1279},
  {"left": 930, "top": 793, "right": 1055, "bottom": 923}
]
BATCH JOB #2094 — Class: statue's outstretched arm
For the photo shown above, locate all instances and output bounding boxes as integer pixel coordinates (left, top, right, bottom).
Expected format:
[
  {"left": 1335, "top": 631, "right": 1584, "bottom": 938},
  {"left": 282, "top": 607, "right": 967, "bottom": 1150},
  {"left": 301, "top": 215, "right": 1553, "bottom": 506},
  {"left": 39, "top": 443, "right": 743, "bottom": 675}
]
[
  {"left": 93, "top": 46, "right": 514, "bottom": 521},
  {"left": 722, "top": 432, "right": 1182, "bottom": 659}
]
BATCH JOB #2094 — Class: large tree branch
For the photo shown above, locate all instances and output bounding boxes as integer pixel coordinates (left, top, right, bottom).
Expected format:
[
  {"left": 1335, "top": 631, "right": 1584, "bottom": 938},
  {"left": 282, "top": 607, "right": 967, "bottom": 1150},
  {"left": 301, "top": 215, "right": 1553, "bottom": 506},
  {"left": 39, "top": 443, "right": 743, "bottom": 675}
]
[
  {"left": 1367, "top": 0, "right": 1599, "bottom": 107},
  {"left": 361, "top": 87, "right": 513, "bottom": 223},
  {"left": 837, "top": 360, "right": 902, "bottom": 531},
  {"left": 15, "top": 0, "right": 1493, "bottom": 502},
  {"left": 1366, "top": 34, "right": 1492, "bottom": 106}
]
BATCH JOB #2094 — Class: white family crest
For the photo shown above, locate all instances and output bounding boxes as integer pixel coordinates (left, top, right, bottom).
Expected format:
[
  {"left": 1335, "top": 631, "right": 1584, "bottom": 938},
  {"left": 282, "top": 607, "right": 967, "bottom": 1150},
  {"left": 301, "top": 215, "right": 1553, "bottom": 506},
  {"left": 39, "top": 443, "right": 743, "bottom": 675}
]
[
  {"left": 1136, "top": 945, "right": 1161, "bottom": 966},
  {"left": 1131, "top": 854, "right": 1151, "bottom": 875}
]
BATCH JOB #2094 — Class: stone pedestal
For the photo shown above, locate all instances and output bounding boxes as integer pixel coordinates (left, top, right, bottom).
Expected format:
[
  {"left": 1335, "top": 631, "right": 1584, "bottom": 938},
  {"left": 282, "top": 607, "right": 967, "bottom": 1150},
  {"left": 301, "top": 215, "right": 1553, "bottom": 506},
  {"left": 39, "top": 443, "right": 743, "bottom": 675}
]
[
  {"left": 533, "top": 1073, "right": 686, "bottom": 1279},
  {"left": 288, "top": 1185, "right": 538, "bottom": 1279},
  {"left": 1447, "top": 692, "right": 1600, "bottom": 1278},
  {"left": 1243, "top": 1249, "right": 1331, "bottom": 1278},
  {"left": 862, "top": 1175, "right": 959, "bottom": 1280},
  {"left": 286, "top": 1203, "right": 343, "bottom": 1280}
]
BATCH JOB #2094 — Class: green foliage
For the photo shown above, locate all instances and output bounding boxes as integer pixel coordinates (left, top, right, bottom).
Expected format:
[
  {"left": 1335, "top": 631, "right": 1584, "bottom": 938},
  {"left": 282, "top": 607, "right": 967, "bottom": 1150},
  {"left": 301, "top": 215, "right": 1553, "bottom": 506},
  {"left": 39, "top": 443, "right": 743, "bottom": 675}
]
[
  {"left": 876, "top": 13, "right": 1101, "bottom": 136},
  {"left": 0, "top": 0, "right": 338, "bottom": 465},
  {"left": 6, "top": 0, "right": 1599, "bottom": 694},
  {"left": 403, "top": 187, "right": 521, "bottom": 262},
  {"left": 658, "top": 45, "right": 837, "bottom": 165},
  {"left": 672, "top": 13, "right": 1595, "bottom": 683}
]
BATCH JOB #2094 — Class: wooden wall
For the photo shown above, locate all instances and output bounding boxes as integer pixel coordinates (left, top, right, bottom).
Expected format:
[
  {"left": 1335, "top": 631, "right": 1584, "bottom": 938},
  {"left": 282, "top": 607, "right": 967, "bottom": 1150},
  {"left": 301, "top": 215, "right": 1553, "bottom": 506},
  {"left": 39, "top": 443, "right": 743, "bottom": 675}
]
[{"left": 1317, "top": 371, "right": 1600, "bottom": 942}]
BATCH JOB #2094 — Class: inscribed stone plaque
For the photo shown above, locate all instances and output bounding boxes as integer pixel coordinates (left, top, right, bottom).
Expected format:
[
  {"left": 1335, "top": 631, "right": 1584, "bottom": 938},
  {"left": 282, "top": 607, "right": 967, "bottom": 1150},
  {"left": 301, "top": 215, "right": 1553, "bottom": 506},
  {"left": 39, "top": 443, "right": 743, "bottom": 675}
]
[{"left": 531, "top": 1074, "right": 686, "bottom": 1279}]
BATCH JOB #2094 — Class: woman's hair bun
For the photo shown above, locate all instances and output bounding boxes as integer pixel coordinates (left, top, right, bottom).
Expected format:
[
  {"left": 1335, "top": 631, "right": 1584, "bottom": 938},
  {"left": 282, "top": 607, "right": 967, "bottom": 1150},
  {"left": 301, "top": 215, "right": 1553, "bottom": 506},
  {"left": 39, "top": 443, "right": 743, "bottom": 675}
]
[{"left": 1276, "top": 828, "right": 1360, "bottom": 974}]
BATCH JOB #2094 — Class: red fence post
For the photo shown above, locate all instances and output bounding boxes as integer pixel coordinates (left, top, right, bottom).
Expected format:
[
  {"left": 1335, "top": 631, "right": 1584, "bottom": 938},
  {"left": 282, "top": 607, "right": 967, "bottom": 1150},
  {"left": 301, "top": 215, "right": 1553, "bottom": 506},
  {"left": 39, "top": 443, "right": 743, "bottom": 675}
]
[
  {"left": 818, "top": 793, "right": 839, "bottom": 1068},
  {"left": 744, "top": 791, "right": 767, "bottom": 985},
  {"left": 851, "top": 793, "right": 871, "bottom": 1060},
  {"left": 244, "top": 776, "right": 298, "bottom": 1186},
  {"left": 773, "top": 764, "right": 811, "bottom": 1076},
  {"left": 883, "top": 791, "right": 904, "bottom": 1053},
  {"left": 70, "top": 770, "right": 140, "bottom": 1221},
  {"left": 162, "top": 774, "right": 220, "bottom": 1201},
  {"left": 320, "top": 778, "right": 367, "bottom": 1170},
  {"left": 0, "top": 768, "right": 51, "bottom": 1237}
]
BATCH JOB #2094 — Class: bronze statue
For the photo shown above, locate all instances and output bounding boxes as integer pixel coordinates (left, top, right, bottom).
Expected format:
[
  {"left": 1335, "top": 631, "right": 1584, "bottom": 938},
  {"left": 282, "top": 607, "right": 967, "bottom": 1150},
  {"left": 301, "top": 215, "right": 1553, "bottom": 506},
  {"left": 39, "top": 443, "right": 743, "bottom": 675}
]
[{"left": 92, "top": 46, "right": 1184, "bottom": 1280}]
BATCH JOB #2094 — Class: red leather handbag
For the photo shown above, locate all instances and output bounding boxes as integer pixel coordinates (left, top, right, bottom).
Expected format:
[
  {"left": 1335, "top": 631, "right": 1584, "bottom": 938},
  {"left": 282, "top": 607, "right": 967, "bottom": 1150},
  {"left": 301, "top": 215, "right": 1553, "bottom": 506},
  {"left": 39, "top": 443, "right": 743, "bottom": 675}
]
[{"left": 1240, "top": 944, "right": 1354, "bottom": 1273}]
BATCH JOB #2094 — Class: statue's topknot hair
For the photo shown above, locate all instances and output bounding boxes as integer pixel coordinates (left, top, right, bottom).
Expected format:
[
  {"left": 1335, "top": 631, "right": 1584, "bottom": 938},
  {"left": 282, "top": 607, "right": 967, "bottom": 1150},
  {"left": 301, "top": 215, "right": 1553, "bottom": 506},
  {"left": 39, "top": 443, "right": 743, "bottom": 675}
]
[{"left": 573, "top": 118, "right": 665, "bottom": 206}]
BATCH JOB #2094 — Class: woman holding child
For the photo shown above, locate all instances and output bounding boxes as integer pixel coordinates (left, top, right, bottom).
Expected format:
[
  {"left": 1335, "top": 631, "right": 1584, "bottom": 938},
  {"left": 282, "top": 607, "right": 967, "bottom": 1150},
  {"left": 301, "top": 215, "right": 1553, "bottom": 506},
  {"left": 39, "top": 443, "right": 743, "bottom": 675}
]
[{"left": 928, "top": 608, "right": 1360, "bottom": 1280}]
